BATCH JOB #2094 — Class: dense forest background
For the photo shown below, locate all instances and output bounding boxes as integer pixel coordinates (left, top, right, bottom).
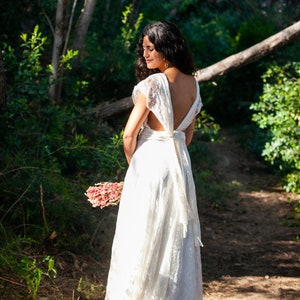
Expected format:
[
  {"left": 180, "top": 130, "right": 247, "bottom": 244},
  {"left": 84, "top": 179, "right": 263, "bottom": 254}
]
[{"left": 0, "top": 0, "right": 299, "bottom": 298}]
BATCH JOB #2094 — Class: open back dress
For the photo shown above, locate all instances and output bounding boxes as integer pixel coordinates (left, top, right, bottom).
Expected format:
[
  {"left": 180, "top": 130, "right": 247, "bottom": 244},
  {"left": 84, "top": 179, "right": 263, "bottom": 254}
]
[{"left": 105, "top": 73, "right": 203, "bottom": 300}]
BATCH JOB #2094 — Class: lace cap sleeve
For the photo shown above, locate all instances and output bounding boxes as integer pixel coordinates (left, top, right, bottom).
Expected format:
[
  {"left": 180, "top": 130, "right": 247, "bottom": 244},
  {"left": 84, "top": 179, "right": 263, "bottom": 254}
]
[{"left": 132, "top": 74, "right": 162, "bottom": 110}]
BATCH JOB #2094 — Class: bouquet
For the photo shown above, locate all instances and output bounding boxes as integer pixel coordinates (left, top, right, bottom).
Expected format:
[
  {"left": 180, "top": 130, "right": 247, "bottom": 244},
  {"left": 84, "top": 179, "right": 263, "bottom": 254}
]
[{"left": 85, "top": 181, "right": 124, "bottom": 209}]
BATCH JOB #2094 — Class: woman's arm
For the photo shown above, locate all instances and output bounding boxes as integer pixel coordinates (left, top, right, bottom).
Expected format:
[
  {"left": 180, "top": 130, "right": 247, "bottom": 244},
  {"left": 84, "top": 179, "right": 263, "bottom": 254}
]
[
  {"left": 184, "top": 117, "right": 196, "bottom": 146},
  {"left": 123, "top": 94, "right": 149, "bottom": 164}
]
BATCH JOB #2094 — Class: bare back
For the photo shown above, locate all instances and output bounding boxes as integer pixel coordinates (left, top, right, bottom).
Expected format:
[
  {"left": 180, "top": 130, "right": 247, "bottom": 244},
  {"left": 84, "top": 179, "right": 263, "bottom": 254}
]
[{"left": 147, "top": 69, "right": 197, "bottom": 131}]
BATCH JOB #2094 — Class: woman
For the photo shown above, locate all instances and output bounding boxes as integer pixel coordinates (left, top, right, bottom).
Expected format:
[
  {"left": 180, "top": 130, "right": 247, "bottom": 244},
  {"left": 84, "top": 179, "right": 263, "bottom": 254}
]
[{"left": 105, "top": 21, "right": 203, "bottom": 300}]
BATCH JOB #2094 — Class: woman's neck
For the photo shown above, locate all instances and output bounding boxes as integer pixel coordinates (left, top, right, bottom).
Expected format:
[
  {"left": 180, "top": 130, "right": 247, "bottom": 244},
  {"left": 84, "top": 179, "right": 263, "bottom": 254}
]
[{"left": 163, "top": 67, "right": 181, "bottom": 82}]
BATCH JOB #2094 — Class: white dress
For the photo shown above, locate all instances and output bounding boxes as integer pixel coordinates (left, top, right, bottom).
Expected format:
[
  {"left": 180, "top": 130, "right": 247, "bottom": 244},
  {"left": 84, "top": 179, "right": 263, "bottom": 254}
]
[{"left": 105, "top": 73, "right": 203, "bottom": 300}]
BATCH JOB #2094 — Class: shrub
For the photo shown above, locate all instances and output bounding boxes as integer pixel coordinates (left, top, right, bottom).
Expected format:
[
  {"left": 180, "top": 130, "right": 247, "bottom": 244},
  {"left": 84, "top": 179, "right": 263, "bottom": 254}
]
[{"left": 250, "top": 62, "right": 300, "bottom": 193}]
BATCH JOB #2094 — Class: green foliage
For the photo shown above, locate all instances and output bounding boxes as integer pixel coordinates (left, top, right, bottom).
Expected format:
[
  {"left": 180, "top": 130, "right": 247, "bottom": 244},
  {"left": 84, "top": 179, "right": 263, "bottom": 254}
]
[
  {"left": 280, "top": 199, "right": 300, "bottom": 232},
  {"left": 235, "top": 14, "right": 275, "bottom": 50},
  {"left": 111, "top": 4, "right": 143, "bottom": 79},
  {"left": 201, "top": 14, "right": 277, "bottom": 125},
  {"left": 83, "top": 4, "right": 143, "bottom": 100},
  {"left": 60, "top": 49, "right": 79, "bottom": 70},
  {"left": 195, "top": 110, "right": 221, "bottom": 142},
  {"left": 121, "top": 4, "right": 144, "bottom": 53},
  {"left": 250, "top": 62, "right": 300, "bottom": 193},
  {"left": 3, "top": 25, "right": 49, "bottom": 101},
  {"left": 0, "top": 231, "right": 56, "bottom": 299},
  {"left": 181, "top": 13, "right": 234, "bottom": 68},
  {"left": 19, "top": 256, "right": 56, "bottom": 299},
  {"left": 294, "top": 201, "right": 300, "bottom": 214},
  {"left": 96, "top": 130, "right": 126, "bottom": 180}
]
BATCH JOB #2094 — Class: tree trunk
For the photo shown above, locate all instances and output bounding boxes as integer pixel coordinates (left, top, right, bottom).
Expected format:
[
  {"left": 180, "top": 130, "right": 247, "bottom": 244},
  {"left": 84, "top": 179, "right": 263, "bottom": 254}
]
[
  {"left": 92, "top": 20, "right": 300, "bottom": 119},
  {"left": 49, "top": 0, "right": 69, "bottom": 104},
  {"left": 0, "top": 50, "right": 7, "bottom": 108},
  {"left": 129, "top": 0, "right": 142, "bottom": 27},
  {"left": 85, "top": 97, "right": 132, "bottom": 119},
  {"left": 71, "top": 0, "right": 97, "bottom": 68}
]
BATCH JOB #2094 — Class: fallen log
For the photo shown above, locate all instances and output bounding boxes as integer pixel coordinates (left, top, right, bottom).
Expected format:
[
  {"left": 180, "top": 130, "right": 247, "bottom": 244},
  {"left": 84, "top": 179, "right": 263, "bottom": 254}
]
[
  {"left": 85, "top": 20, "right": 300, "bottom": 119},
  {"left": 195, "top": 20, "right": 300, "bottom": 82}
]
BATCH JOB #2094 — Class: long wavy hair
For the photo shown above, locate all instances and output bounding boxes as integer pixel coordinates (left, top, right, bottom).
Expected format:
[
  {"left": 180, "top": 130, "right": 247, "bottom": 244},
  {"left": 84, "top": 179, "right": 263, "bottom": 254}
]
[{"left": 135, "top": 21, "right": 196, "bottom": 82}]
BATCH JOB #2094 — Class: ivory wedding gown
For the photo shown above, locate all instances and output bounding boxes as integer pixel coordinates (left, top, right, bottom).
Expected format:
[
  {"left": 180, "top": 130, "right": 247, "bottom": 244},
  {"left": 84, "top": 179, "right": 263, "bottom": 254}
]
[{"left": 105, "top": 73, "right": 203, "bottom": 300}]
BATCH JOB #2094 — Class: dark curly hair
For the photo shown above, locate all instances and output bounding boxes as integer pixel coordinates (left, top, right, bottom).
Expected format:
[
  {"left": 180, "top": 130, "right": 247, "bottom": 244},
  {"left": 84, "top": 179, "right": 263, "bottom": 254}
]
[{"left": 135, "top": 21, "right": 196, "bottom": 82}]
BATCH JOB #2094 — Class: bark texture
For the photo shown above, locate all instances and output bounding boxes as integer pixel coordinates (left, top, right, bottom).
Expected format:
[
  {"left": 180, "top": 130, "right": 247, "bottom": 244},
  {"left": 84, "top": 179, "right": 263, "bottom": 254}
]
[
  {"left": 72, "top": 0, "right": 97, "bottom": 54},
  {"left": 49, "top": 0, "right": 69, "bottom": 104}
]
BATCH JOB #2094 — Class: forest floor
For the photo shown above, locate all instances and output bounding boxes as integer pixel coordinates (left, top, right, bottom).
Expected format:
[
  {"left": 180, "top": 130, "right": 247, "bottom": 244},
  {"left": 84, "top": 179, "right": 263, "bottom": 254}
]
[
  {"left": 198, "top": 128, "right": 300, "bottom": 300},
  {"left": 2, "top": 128, "right": 300, "bottom": 299}
]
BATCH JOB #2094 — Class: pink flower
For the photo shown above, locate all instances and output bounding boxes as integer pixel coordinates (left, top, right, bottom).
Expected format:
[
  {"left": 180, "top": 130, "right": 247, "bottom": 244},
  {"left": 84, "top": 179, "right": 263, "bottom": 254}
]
[{"left": 85, "top": 182, "right": 124, "bottom": 209}]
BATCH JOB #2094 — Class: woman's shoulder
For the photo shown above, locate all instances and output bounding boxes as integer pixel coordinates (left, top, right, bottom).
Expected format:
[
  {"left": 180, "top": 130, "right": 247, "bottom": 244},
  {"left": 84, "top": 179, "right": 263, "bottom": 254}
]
[
  {"left": 134, "top": 73, "right": 164, "bottom": 91},
  {"left": 132, "top": 73, "right": 167, "bottom": 106},
  {"left": 140, "top": 73, "right": 164, "bottom": 84},
  {"left": 147, "top": 73, "right": 164, "bottom": 80}
]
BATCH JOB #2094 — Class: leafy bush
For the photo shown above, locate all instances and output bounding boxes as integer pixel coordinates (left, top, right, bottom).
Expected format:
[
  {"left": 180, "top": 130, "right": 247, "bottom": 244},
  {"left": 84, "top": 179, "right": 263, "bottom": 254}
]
[
  {"left": 250, "top": 62, "right": 300, "bottom": 193},
  {"left": 0, "top": 26, "right": 127, "bottom": 251},
  {"left": 195, "top": 110, "right": 221, "bottom": 142},
  {"left": 0, "top": 231, "right": 57, "bottom": 299}
]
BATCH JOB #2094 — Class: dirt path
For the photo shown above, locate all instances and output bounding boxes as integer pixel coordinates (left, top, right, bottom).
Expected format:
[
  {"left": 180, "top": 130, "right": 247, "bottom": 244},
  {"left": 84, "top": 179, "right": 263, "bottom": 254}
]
[
  {"left": 201, "top": 129, "right": 300, "bottom": 300},
  {"left": 3, "top": 128, "right": 299, "bottom": 299}
]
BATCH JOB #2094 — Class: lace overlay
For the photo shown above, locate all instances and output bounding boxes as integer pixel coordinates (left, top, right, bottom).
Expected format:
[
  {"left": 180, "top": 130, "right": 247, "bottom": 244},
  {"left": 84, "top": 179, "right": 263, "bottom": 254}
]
[{"left": 105, "top": 73, "right": 203, "bottom": 300}]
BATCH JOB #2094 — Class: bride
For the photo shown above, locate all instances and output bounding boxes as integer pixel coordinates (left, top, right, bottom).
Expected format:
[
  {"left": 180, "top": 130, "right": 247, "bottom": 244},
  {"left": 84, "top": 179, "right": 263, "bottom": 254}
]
[{"left": 105, "top": 20, "right": 203, "bottom": 300}]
